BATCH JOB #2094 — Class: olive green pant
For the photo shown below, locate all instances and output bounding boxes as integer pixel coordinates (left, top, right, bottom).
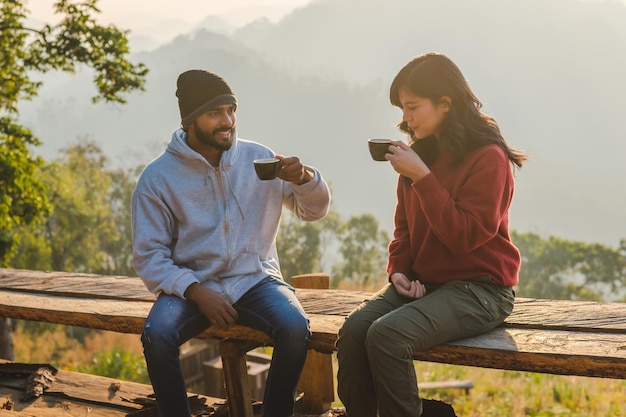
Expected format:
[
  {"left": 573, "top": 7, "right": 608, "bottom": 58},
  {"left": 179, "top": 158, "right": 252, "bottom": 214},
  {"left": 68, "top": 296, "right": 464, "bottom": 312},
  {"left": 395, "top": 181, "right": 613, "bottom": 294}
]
[{"left": 336, "top": 277, "right": 514, "bottom": 417}]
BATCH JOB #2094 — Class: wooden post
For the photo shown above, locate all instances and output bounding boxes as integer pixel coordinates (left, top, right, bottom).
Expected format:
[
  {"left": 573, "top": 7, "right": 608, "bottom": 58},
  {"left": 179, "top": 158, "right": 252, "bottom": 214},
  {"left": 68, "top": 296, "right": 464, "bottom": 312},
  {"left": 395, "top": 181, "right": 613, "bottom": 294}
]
[
  {"left": 291, "top": 273, "right": 335, "bottom": 415},
  {"left": 219, "top": 340, "right": 256, "bottom": 417}
]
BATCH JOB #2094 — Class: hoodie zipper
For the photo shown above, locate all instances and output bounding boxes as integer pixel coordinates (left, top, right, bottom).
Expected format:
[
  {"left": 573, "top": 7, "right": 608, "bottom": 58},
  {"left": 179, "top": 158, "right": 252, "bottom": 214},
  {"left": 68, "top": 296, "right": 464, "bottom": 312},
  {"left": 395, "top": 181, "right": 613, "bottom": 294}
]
[{"left": 214, "top": 167, "right": 234, "bottom": 304}]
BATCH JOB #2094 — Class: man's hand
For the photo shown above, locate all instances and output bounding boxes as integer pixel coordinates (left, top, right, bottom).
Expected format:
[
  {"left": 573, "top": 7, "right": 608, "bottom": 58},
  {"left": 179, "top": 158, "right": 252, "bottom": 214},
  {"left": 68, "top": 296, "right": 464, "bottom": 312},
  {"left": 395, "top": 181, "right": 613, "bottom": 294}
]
[
  {"left": 184, "top": 283, "right": 238, "bottom": 329},
  {"left": 275, "top": 155, "right": 313, "bottom": 185},
  {"left": 391, "top": 272, "right": 427, "bottom": 299}
]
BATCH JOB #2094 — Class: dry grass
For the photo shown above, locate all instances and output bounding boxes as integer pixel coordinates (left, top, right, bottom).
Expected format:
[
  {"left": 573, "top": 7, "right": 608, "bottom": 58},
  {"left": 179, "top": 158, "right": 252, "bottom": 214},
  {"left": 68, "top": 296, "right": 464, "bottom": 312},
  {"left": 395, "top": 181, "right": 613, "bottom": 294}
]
[
  {"left": 327, "top": 356, "right": 626, "bottom": 416},
  {"left": 13, "top": 325, "right": 142, "bottom": 370},
  {"left": 414, "top": 362, "right": 626, "bottom": 417}
]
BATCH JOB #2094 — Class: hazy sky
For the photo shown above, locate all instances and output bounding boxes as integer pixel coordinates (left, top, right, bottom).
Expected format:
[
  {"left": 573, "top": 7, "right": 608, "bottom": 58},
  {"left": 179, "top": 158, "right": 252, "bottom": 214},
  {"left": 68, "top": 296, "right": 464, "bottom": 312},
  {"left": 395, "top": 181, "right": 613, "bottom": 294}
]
[{"left": 28, "top": 0, "right": 314, "bottom": 27}]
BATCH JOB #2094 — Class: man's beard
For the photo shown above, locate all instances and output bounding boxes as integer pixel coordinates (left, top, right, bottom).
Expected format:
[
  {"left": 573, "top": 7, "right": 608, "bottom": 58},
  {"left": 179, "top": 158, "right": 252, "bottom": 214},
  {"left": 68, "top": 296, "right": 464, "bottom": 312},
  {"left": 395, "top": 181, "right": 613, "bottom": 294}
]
[{"left": 193, "top": 123, "right": 234, "bottom": 151}]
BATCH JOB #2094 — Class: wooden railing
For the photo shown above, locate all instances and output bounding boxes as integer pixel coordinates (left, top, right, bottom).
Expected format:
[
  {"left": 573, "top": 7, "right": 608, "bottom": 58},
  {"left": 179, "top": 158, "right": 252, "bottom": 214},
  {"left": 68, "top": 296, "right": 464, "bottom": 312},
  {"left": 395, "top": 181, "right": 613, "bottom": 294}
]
[{"left": 2, "top": 268, "right": 626, "bottom": 417}]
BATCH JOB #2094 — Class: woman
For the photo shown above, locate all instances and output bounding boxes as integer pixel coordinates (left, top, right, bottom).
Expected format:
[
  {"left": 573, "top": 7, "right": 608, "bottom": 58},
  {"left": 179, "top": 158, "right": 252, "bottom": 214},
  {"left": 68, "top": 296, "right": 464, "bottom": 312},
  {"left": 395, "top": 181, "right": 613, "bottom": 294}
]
[{"left": 336, "top": 52, "right": 526, "bottom": 417}]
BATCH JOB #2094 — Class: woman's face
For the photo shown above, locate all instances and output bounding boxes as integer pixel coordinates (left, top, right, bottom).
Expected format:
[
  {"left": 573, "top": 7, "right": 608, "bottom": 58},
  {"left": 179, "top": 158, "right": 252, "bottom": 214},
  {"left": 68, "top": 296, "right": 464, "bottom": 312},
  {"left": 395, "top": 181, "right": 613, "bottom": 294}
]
[{"left": 398, "top": 88, "right": 450, "bottom": 140}]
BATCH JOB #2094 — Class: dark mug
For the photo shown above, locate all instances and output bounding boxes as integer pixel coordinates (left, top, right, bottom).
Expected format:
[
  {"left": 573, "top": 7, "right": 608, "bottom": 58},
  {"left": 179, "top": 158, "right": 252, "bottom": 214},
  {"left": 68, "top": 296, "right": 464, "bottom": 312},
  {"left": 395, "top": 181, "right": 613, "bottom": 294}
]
[
  {"left": 368, "top": 138, "right": 392, "bottom": 161},
  {"left": 254, "top": 158, "right": 281, "bottom": 180}
]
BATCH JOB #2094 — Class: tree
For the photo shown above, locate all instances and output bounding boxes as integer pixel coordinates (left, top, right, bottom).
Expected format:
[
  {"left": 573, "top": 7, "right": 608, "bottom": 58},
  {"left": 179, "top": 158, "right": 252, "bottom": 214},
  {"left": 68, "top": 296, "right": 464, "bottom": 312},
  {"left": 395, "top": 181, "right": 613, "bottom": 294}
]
[
  {"left": 276, "top": 211, "right": 322, "bottom": 282},
  {"left": 277, "top": 207, "right": 346, "bottom": 281},
  {"left": 10, "top": 140, "right": 139, "bottom": 274},
  {"left": 0, "top": 119, "right": 49, "bottom": 263},
  {"left": 1, "top": 0, "right": 147, "bottom": 359},
  {"left": 101, "top": 166, "right": 141, "bottom": 276},
  {"left": 0, "top": 0, "right": 148, "bottom": 264},
  {"left": 332, "top": 214, "right": 390, "bottom": 289},
  {"left": 512, "top": 231, "right": 626, "bottom": 301}
]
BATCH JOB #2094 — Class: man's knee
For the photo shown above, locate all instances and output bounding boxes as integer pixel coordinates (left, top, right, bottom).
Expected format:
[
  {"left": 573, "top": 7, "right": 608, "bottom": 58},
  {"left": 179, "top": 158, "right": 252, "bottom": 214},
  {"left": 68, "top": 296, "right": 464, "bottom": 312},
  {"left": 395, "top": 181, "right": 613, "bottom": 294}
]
[
  {"left": 141, "top": 319, "right": 178, "bottom": 352},
  {"left": 275, "top": 309, "right": 310, "bottom": 345}
]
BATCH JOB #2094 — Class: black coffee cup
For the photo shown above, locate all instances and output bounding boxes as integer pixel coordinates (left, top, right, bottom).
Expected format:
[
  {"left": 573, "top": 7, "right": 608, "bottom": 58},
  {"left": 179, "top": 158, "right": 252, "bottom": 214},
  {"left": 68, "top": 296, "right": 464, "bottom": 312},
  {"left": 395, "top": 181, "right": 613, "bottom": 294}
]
[
  {"left": 368, "top": 138, "right": 392, "bottom": 161},
  {"left": 254, "top": 158, "right": 281, "bottom": 180}
]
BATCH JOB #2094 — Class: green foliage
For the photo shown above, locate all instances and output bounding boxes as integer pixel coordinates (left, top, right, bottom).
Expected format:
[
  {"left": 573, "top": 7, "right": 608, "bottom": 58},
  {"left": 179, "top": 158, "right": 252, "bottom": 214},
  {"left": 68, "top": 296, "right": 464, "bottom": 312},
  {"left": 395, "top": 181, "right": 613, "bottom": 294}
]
[
  {"left": 101, "top": 166, "right": 142, "bottom": 276},
  {"left": 277, "top": 208, "right": 390, "bottom": 288},
  {"left": 71, "top": 346, "right": 149, "bottom": 384},
  {"left": 10, "top": 140, "right": 140, "bottom": 274},
  {"left": 0, "top": 0, "right": 37, "bottom": 112},
  {"left": 0, "top": 117, "right": 50, "bottom": 263},
  {"left": 512, "top": 231, "right": 626, "bottom": 301},
  {"left": 16, "top": 320, "right": 93, "bottom": 344},
  {"left": 277, "top": 211, "right": 323, "bottom": 282},
  {"left": 331, "top": 213, "right": 390, "bottom": 288},
  {"left": 1, "top": 0, "right": 148, "bottom": 109},
  {"left": 0, "top": 0, "right": 147, "bottom": 266},
  {"left": 277, "top": 208, "right": 344, "bottom": 281}
]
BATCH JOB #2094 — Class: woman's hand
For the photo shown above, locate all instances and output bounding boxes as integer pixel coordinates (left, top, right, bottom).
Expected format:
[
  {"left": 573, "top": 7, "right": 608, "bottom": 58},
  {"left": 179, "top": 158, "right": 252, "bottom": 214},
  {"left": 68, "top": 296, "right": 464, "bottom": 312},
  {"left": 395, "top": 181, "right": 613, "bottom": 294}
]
[
  {"left": 391, "top": 272, "right": 427, "bottom": 299},
  {"left": 386, "top": 140, "right": 430, "bottom": 183}
]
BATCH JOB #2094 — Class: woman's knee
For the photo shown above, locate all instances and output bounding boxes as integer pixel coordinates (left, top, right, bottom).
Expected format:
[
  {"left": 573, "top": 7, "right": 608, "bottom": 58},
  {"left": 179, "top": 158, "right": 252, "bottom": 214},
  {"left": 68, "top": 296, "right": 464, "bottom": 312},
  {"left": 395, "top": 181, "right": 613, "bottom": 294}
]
[
  {"left": 337, "top": 310, "right": 372, "bottom": 350},
  {"left": 365, "top": 318, "right": 414, "bottom": 359}
]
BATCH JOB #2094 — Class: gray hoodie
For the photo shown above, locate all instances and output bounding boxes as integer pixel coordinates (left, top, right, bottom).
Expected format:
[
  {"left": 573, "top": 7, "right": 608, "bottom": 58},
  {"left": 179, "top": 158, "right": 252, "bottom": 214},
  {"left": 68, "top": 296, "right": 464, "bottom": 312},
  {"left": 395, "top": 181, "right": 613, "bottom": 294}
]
[{"left": 132, "top": 129, "right": 331, "bottom": 303}]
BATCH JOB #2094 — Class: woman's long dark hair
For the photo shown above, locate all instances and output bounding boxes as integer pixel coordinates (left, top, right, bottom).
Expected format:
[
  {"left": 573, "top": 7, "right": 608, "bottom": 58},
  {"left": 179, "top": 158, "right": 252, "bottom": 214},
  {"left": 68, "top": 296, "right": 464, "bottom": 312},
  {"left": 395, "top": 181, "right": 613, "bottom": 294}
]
[{"left": 390, "top": 52, "right": 526, "bottom": 168}]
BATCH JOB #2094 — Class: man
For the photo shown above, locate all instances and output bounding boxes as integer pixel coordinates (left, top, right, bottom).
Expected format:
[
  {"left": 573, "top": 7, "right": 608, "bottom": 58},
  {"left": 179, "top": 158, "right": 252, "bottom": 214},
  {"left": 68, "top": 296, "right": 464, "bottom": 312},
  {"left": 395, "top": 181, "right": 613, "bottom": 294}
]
[{"left": 131, "top": 69, "right": 331, "bottom": 417}]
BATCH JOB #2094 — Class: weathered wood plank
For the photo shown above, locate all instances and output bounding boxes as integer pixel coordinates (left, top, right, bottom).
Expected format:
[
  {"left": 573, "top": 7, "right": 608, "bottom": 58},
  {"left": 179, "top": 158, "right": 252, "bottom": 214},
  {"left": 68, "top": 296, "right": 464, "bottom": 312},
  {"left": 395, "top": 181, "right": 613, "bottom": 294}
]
[
  {"left": 2, "top": 269, "right": 624, "bottom": 323},
  {"left": 219, "top": 341, "right": 255, "bottom": 417},
  {"left": 3, "top": 268, "right": 626, "bottom": 380},
  {"left": 0, "top": 390, "right": 131, "bottom": 417},
  {"left": 0, "top": 360, "right": 223, "bottom": 417},
  {"left": 507, "top": 297, "right": 626, "bottom": 333},
  {"left": 0, "top": 292, "right": 340, "bottom": 351},
  {"left": 3, "top": 290, "right": 626, "bottom": 379},
  {"left": 292, "top": 274, "right": 335, "bottom": 415},
  {"left": 413, "top": 327, "right": 626, "bottom": 379},
  {"left": 3, "top": 268, "right": 626, "bottom": 333},
  {"left": 0, "top": 290, "right": 150, "bottom": 334},
  {"left": 0, "top": 269, "right": 153, "bottom": 301}
]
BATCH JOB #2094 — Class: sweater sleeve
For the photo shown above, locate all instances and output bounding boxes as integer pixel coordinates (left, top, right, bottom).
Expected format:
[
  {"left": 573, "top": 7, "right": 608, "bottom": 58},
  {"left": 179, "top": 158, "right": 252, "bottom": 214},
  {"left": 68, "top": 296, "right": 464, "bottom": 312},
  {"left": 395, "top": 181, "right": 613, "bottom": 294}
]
[
  {"left": 412, "top": 148, "right": 514, "bottom": 254},
  {"left": 282, "top": 167, "right": 331, "bottom": 221},
  {"left": 387, "top": 177, "right": 413, "bottom": 277},
  {"left": 131, "top": 185, "right": 199, "bottom": 299}
]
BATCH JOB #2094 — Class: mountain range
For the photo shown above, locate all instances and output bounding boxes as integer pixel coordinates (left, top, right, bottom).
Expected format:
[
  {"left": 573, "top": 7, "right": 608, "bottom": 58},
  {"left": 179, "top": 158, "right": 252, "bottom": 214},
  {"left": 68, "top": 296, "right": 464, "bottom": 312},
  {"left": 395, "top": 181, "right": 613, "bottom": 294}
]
[{"left": 18, "top": 0, "right": 626, "bottom": 247}]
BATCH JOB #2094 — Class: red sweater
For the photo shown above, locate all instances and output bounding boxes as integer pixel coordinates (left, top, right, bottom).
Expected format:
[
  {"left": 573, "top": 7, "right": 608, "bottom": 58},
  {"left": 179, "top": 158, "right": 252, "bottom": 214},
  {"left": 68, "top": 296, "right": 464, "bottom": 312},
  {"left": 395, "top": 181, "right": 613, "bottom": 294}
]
[{"left": 387, "top": 143, "right": 520, "bottom": 287}]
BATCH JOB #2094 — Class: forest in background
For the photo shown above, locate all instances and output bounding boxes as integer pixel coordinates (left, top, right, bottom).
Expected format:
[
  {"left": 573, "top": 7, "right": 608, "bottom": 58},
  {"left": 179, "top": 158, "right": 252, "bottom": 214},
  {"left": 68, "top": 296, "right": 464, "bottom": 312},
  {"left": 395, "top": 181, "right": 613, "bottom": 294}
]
[
  {"left": 7, "top": 140, "right": 626, "bottom": 303},
  {"left": 19, "top": 0, "right": 626, "bottom": 248},
  {"left": 7, "top": 136, "right": 625, "bottom": 417}
]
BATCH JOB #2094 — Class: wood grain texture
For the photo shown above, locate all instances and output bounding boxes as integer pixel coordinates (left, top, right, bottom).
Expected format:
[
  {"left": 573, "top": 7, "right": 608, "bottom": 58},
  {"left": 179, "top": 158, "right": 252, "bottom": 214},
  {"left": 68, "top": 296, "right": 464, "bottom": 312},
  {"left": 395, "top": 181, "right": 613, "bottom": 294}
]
[
  {"left": 292, "top": 274, "right": 335, "bottom": 414},
  {"left": 219, "top": 341, "right": 255, "bottom": 417},
  {"left": 2, "top": 268, "right": 626, "bottom": 379},
  {"left": 3, "top": 268, "right": 625, "bottom": 331},
  {"left": 0, "top": 359, "right": 222, "bottom": 417}
]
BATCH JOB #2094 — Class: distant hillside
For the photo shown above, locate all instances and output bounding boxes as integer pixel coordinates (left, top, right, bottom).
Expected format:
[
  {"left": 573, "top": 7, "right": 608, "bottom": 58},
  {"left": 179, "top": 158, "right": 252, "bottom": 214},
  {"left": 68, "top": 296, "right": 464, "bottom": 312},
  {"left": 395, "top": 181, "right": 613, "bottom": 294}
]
[{"left": 18, "top": 0, "right": 626, "bottom": 246}]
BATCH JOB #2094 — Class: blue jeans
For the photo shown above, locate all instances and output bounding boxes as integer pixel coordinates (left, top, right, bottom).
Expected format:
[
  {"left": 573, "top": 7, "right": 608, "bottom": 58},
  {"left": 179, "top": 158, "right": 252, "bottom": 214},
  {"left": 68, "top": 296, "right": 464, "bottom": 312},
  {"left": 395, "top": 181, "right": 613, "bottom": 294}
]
[{"left": 142, "top": 276, "right": 310, "bottom": 417}]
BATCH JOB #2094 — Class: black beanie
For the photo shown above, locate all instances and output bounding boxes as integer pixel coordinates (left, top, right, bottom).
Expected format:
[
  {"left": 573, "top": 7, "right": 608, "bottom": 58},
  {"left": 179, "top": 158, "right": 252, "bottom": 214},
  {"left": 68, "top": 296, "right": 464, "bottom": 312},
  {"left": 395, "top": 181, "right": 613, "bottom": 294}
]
[{"left": 176, "top": 69, "right": 237, "bottom": 128}]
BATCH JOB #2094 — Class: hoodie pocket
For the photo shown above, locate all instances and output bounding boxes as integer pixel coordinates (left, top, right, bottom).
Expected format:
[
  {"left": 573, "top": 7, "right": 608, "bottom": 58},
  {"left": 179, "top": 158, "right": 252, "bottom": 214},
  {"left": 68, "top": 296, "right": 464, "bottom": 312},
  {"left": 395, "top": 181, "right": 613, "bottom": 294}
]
[{"left": 216, "top": 251, "right": 264, "bottom": 279}]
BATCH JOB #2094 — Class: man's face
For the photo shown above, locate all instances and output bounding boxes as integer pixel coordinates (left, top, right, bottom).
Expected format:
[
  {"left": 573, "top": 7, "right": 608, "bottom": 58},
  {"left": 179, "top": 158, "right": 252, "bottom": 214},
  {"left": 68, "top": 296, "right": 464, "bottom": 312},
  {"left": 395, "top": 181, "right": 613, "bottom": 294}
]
[{"left": 192, "top": 104, "right": 237, "bottom": 151}]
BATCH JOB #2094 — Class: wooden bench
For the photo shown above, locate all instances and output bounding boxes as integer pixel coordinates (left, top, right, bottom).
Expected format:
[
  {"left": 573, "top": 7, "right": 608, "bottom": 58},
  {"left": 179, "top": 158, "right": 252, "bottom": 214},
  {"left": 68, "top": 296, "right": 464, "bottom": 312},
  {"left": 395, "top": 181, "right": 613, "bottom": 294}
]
[
  {"left": 0, "top": 358, "right": 226, "bottom": 416},
  {"left": 2, "top": 268, "right": 626, "bottom": 417}
]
